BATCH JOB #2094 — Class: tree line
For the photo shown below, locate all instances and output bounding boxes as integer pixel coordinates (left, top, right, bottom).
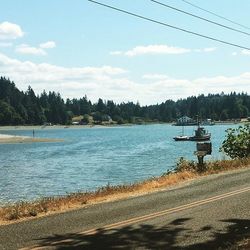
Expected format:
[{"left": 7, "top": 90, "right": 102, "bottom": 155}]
[{"left": 0, "top": 76, "right": 250, "bottom": 125}]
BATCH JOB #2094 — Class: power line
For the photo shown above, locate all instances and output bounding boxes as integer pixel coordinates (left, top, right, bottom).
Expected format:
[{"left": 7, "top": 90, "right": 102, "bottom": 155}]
[
  {"left": 151, "top": 0, "right": 250, "bottom": 36},
  {"left": 181, "top": 0, "right": 250, "bottom": 30},
  {"left": 88, "top": 0, "right": 250, "bottom": 51}
]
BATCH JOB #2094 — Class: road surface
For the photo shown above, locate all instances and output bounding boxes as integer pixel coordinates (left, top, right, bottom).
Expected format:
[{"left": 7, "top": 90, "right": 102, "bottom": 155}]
[{"left": 0, "top": 167, "right": 250, "bottom": 249}]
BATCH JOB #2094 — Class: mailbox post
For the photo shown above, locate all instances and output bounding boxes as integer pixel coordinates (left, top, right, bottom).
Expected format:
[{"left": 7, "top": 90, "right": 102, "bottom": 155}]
[{"left": 194, "top": 142, "right": 212, "bottom": 171}]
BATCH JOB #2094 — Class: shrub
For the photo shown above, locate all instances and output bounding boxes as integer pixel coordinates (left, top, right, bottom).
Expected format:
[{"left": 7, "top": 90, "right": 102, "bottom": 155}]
[
  {"left": 175, "top": 157, "right": 197, "bottom": 172},
  {"left": 220, "top": 124, "right": 250, "bottom": 159}
]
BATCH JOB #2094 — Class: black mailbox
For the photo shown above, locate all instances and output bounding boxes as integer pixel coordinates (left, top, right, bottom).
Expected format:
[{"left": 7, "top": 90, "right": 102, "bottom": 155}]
[{"left": 196, "top": 142, "right": 212, "bottom": 155}]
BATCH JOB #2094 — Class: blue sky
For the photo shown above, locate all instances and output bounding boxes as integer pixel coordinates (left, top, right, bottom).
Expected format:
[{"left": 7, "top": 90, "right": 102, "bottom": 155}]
[{"left": 0, "top": 0, "right": 250, "bottom": 105}]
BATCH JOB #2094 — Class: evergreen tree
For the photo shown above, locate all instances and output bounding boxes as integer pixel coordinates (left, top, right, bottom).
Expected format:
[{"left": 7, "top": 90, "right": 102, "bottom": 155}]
[{"left": 0, "top": 76, "right": 250, "bottom": 125}]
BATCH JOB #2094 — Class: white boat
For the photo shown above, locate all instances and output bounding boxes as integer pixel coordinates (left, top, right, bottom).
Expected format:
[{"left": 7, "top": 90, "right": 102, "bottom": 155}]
[
  {"left": 173, "top": 125, "right": 189, "bottom": 141},
  {"left": 173, "top": 135, "right": 190, "bottom": 141}
]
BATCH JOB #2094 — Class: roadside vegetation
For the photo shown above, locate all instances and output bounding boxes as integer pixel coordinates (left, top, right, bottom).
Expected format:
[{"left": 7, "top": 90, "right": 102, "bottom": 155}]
[{"left": 221, "top": 124, "right": 250, "bottom": 158}]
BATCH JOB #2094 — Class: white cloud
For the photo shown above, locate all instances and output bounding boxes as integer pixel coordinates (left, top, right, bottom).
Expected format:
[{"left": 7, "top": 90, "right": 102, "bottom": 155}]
[
  {"left": 0, "top": 53, "right": 249, "bottom": 105},
  {"left": 40, "top": 41, "right": 56, "bottom": 49},
  {"left": 142, "top": 74, "right": 169, "bottom": 80},
  {"left": 139, "top": 73, "right": 250, "bottom": 103},
  {"left": 15, "top": 44, "right": 47, "bottom": 56},
  {"left": 0, "top": 53, "right": 129, "bottom": 101},
  {"left": 15, "top": 41, "right": 56, "bottom": 56},
  {"left": 193, "top": 74, "right": 250, "bottom": 94},
  {"left": 111, "top": 45, "right": 217, "bottom": 57},
  {"left": 111, "top": 45, "right": 191, "bottom": 57},
  {"left": 241, "top": 49, "right": 250, "bottom": 55},
  {"left": 230, "top": 50, "right": 250, "bottom": 56},
  {"left": 203, "top": 47, "right": 216, "bottom": 52},
  {"left": 194, "top": 47, "right": 216, "bottom": 53},
  {"left": 126, "top": 45, "right": 191, "bottom": 56},
  {"left": 0, "top": 21, "right": 24, "bottom": 40}
]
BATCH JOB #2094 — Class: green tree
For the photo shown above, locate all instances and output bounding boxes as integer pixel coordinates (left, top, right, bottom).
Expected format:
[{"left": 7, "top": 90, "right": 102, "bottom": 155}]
[
  {"left": 96, "top": 98, "right": 106, "bottom": 113},
  {"left": 93, "top": 111, "right": 103, "bottom": 123},
  {"left": 220, "top": 124, "right": 250, "bottom": 158},
  {"left": 81, "top": 114, "right": 90, "bottom": 124},
  {"left": 79, "top": 96, "right": 91, "bottom": 115},
  {"left": 0, "top": 100, "right": 23, "bottom": 125},
  {"left": 220, "top": 109, "right": 229, "bottom": 121},
  {"left": 1, "top": 76, "right": 250, "bottom": 126}
]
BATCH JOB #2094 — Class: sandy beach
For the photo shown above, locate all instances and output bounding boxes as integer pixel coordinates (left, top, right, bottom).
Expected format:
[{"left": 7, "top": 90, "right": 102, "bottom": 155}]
[
  {"left": 0, "top": 133, "right": 63, "bottom": 144},
  {"left": 0, "top": 124, "right": 132, "bottom": 131},
  {"left": 0, "top": 125, "right": 80, "bottom": 131},
  {"left": 0, "top": 124, "right": 131, "bottom": 143}
]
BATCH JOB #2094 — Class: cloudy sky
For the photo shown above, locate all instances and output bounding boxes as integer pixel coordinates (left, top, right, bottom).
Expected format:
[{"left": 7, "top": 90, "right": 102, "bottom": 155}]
[{"left": 1, "top": 0, "right": 250, "bottom": 105}]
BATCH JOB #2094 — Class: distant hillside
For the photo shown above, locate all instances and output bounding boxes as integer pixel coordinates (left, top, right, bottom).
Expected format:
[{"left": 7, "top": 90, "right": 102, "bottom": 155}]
[{"left": 0, "top": 76, "right": 249, "bottom": 125}]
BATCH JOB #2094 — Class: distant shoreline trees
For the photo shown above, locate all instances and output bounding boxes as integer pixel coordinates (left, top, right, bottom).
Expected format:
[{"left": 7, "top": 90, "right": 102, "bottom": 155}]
[{"left": 0, "top": 76, "right": 250, "bottom": 125}]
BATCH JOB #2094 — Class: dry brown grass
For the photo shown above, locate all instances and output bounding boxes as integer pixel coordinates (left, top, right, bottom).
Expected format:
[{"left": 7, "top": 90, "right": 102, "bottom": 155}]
[
  {"left": 238, "top": 238, "right": 250, "bottom": 249},
  {"left": 0, "top": 157, "right": 249, "bottom": 225},
  {"left": 176, "top": 157, "right": 250, "bottom": 174}
]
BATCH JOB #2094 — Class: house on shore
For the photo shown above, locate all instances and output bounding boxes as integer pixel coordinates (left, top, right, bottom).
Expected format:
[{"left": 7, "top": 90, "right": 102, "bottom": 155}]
[{"left": 174, "top": 116, "right": 196, "bottom": 126}]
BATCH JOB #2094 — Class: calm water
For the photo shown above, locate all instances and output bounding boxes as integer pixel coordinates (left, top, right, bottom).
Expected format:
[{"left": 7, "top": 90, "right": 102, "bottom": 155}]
[{"left": 0, "top": 124, "right": 237, "bottom": 204}]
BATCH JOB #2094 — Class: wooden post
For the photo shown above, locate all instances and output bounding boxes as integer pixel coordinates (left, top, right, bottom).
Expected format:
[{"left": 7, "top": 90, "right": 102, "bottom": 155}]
[
  {"left": 194, "top": 142, "right": 212, "bottom": 172},
  {"left": 197, "top": 155, "right": 204, "bottom": 171},
  {"left": 195, "top": 151, "right": 206, "bottom": 172}
]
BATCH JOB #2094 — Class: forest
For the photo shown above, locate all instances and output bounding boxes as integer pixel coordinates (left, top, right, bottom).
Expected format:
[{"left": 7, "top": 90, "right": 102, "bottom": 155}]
[{"left": 0, "top": 76, "right": 250, "bottom": 125}]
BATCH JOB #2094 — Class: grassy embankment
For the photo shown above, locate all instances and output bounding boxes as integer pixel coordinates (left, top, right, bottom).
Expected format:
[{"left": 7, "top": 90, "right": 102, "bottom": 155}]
[{"left": 0, "top": 157, "right": 250, "bottom": 225}]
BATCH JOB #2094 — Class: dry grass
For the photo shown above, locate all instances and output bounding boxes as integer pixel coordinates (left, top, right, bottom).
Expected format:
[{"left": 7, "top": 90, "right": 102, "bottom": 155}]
[
  {"left": 237, "top": 238, "right": 250, "bottom": 249},
  {"left": 176, "top": 157, "right": 250, "bottom": 174},
  {"left": 0, "top": 157, "right": 249, "bottom": 225}
]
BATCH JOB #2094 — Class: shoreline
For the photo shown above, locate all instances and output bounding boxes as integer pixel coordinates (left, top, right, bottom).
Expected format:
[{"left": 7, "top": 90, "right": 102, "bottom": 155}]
[
  {"left": 0, "top": 124, "right": 133, "bottom": 131},
  {"left": 0, "top": 134, "right": 63, "bottom": 144},
  {"left": 0, "top": 121, "right": 245, "bottom": 131}
]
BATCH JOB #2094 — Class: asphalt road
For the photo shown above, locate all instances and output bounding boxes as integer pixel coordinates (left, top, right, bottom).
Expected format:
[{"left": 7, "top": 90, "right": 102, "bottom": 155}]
[{"left": 0, "top": 167, "right": 250, "bottom": 250}]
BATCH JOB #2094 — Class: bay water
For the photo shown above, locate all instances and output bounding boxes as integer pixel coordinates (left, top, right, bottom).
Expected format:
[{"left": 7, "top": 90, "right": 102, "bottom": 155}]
[{"left": 0, "top": 124, "right": 237, "bottom": 204}]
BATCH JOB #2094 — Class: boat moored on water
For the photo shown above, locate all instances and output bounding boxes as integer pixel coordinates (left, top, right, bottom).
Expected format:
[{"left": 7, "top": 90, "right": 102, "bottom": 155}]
[
  {"left": 173, "top": 125, "right": 190, "bottom": 141},
  {"left": 189, "top": 125, "right": 211, "bottom": 141},
  {"left": 173, "top": 117, "right": 211, "bottom": 141},
  {"left": 173, "top": 135, "right": 190, "bottom": 141}
]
